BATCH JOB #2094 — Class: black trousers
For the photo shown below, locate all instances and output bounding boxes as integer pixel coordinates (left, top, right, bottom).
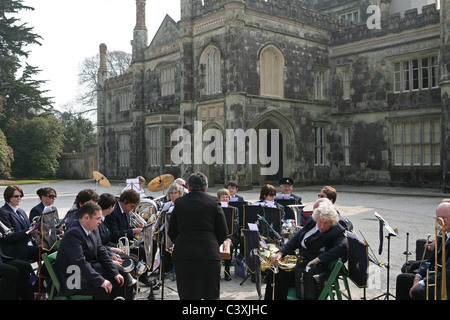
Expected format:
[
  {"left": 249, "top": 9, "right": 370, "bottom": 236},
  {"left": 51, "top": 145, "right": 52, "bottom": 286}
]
[
  {"left": 0, "top": 259, "right": 33, "bottom": 300},
  {"left": 395, "top": 273, "right": 427, "bottom": 300}
]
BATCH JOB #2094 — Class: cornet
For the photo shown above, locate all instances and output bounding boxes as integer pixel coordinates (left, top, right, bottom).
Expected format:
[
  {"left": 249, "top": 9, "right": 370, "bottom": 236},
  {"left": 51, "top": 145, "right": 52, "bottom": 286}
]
[
  {"left": 118, "top": 236, "right": 130, "bottom": 256},
  {"left": 0, "top": 220, "right": 14, "bottom": 238},
  {"left": 426, "top": 217, "right": 447, "bottom": 300}
]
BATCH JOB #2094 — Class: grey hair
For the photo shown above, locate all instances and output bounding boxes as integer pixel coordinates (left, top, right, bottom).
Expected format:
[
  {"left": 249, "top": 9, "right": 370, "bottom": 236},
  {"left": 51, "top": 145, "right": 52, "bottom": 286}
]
[
  {"left": 167, "top": 183, "right": 184, "bottom": 197},
  {"left": 312, "top": 200, "right": 339, "bottom": 227},
  {"left": 187, "top": 172, "right": 208, "bottom": 192}
]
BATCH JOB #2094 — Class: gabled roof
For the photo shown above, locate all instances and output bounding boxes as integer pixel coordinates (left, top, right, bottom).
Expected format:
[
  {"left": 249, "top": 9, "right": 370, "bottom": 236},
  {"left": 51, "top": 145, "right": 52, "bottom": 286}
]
[{"left": 148, "top": 14, "right": 180, "bottom": 49}]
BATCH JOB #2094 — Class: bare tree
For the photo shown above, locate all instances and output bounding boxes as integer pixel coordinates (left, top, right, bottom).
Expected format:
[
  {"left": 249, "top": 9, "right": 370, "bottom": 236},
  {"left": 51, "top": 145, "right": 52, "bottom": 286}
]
[{"left": 77, "top": 50, "right": 131, "bottom": 114}]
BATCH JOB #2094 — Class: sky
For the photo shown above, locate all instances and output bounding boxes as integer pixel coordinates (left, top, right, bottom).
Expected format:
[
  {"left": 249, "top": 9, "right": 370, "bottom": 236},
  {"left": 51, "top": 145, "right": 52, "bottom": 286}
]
[{"left": 19, "top": 0, "right": 181, "bottom": 113}]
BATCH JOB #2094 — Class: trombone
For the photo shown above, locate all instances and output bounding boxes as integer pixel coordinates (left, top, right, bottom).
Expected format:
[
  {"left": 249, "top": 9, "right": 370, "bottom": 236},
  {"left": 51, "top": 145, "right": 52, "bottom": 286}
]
[{"left": 426, "top": 217, "right": 447, "bottom": 300}]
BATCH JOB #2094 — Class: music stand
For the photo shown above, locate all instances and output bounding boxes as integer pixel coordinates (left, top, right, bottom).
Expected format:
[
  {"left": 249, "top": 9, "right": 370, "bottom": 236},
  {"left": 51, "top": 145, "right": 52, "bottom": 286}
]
[
  {"left": 372, "top": 211, "right": 397, "bottom": 300},
  {"left": 29, "top": 207, "right": 57, "bottom": 300}
]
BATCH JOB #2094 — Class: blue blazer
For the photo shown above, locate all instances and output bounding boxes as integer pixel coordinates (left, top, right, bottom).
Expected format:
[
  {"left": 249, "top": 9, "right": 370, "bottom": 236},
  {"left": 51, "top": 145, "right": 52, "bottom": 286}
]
[
  {"left": 0, "top": 203, "right": 34, "bottom": 261},
  {"left": 55, "top": 220, "right": 119, "bottom": 296}
]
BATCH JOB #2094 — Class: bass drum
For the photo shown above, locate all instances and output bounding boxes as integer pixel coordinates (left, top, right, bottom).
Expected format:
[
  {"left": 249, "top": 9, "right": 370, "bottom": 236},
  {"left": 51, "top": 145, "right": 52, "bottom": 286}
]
[{"left": 134, "top": 198, "right": 159, "bottom": 222}]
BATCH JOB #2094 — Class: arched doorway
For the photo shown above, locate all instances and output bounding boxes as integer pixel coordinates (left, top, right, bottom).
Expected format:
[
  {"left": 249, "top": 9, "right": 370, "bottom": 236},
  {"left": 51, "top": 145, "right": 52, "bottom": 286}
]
[{"left": 252, "top": 111, "right": 295, "bottom": 186}]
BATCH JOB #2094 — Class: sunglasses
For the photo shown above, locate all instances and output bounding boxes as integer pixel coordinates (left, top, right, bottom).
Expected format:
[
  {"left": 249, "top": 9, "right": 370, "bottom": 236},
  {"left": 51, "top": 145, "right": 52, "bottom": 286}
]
[
  {"left": 268, "top": 193, "right": 276, "bottom": 197},
  {"left": 318, "top": 193, "right": 327, "bottom": 198},
  {"left": 12, "top": 195, "right": 23, "bottom": 198},
  {"left": 46, "top": 195, "right": 57, "bottom": 199}
]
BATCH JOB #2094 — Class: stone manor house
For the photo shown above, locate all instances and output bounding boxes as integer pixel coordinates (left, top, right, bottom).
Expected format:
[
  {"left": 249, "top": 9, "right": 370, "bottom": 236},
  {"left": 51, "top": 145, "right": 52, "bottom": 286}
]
[{"left": 96, "top": 0, "right": 450, "bottom": 189}]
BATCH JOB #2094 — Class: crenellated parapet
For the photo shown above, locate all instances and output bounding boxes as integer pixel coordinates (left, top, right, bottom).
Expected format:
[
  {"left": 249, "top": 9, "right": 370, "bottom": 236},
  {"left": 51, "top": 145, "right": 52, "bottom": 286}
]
[
  {"left": 104, "top": 72, "right": 133, "bottom": 89},
  {"left": 187, "top": 0, "right": 347, "bottom": 30},
  {"left": 331, "top": 3, "right": 440, "bottom": 45}
]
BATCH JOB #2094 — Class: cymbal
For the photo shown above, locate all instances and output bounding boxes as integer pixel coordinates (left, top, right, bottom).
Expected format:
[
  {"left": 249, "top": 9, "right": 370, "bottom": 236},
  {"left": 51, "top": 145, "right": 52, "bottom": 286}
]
[
  {"left": 147, "top": 174, "right": 174, "bottom": 192},
  {"left": 92, "top": 170, "right": 111, "bottom": 188}
]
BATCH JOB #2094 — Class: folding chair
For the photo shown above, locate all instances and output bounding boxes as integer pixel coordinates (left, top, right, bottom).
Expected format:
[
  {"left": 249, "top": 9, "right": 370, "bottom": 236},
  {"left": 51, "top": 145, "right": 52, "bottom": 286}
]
[
  {"left": 318, "top": 258, "right": 352, "bottom": 300},
  {"left": 41, "top": 252, "right": 93, "bottom": 300}
]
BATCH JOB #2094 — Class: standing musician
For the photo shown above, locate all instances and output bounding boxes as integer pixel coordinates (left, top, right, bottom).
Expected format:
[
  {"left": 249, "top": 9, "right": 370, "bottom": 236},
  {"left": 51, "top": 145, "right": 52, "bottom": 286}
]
[
  {"left": 217, "top": 188, "right": 240, "bottom": 281},
  {"left": 0, "top": 186, "right": 40, "bottom": 262},
  {"left": 168, "top": 172, "right": 228, "bottom": 300},
  {"left": 55, "top": 202, "right": 124, "bottom": 300},
  {"left": 396, "top": 202, "right": 450, "bottom": 300},
  {"left": 264, "top": 199, "right": 347, "bottom": 300}
]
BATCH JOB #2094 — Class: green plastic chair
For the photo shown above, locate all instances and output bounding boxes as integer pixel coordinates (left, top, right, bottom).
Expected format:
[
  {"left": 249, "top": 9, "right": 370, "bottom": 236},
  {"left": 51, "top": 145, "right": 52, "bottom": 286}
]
[{"left": 318, "top": 258, "right": 352, "bottom": 300}]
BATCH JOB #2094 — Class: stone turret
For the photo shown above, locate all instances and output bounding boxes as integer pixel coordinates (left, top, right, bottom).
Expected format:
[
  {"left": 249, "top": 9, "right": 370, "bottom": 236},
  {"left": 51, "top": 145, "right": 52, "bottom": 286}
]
[
  {"left": 97, "top": 43, "right": 109, "bottom": 87},
  {"left": 131, "top": 0, "right": 148, "bottom": 63}
]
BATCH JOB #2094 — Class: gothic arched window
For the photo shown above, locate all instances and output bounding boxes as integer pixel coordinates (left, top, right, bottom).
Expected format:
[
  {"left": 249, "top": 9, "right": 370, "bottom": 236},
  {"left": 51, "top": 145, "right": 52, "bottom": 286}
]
[
  {"left": 200, "top": 46, "right": 221, "bottom": 95},
  {"left": 260, "top": 45, "right": 284, "bottom": 97}
]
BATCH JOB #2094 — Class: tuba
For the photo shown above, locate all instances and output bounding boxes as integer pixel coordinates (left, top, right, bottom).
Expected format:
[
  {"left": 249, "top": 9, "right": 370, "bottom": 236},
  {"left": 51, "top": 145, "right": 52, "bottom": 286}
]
[
  {"left": 130, "top": 210, "right": 147, "bottom": 229},
  {"left": 426, "top": 217, "right": 447, "bottom": 300}
]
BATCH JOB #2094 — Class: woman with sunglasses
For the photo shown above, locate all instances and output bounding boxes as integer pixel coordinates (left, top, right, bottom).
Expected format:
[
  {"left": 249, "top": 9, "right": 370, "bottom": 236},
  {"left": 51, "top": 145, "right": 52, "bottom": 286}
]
[
  {"left": 29, "top": 187, "right": 62, "bottom": 236},
  {"left": 253, "top": 184, "right": 286, "bottom": 217},
  {"left": 0, "top": 186, "right": 40, "bottom": 262},
  {"left": 29, "top": 187, "right": 59, "bottom": 224}
]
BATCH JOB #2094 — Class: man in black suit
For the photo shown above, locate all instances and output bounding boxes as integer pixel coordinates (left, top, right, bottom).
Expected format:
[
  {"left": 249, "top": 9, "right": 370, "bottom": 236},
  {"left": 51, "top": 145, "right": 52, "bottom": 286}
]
[
  {"left": 168, "top": 172, "right": 228, "bottom": 300},
  {"left": 396, "top": 201, "right": 450, "bottom": 300},
  {"left": 0, "top": 186, "right": 39, "bottom": 262},
  {"left": 55, "top": 202, "right": 124, "bottom": 300}
]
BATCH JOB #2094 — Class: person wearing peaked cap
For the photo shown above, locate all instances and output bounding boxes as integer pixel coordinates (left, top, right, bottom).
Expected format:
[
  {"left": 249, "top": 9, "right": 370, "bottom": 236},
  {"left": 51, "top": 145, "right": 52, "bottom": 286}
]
[{"left": 277, "top": 177, "right": 302, "bottom": 203}]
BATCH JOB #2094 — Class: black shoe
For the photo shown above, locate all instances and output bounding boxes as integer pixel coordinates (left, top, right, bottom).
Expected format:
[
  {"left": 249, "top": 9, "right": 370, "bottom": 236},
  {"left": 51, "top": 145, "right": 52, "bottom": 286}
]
[{"left": 224, "top": 269, "right": 231, "bottom": 281}]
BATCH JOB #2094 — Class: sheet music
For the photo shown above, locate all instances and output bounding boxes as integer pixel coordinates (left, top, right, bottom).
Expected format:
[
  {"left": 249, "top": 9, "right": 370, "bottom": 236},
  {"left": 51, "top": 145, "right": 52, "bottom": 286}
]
[{"left": 374, "top": 211, "right": 397, "bottom": 236}]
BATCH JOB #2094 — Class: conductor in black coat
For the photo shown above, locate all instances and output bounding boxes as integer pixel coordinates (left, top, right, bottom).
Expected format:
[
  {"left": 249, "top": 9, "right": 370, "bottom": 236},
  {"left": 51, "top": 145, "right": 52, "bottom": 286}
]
[{"left": 168, "top": 172, "right": 228, "bottom": 300}]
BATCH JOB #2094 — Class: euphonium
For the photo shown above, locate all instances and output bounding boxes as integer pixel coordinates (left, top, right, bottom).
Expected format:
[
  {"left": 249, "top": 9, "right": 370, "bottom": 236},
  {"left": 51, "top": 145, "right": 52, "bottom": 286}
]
[
  {"left": 426, "top": 217, "right": 447, "bottom": 300},
  {"left": 130, "top": 210, "right": 147, "bottom": 229},
  {"left": 0, "top": 220, "right": 14, "bottom": 237}
]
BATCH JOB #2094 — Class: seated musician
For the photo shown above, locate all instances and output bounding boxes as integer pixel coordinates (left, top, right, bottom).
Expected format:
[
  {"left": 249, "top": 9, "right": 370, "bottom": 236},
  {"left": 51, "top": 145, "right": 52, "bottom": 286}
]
[
  {"left": 264, "top": 199, "right": 347, "bottom": 300},
  {"left": 276, "top": 177, "right": 302, "bottom": 203},
  {"left": 226, "top": 180, "right": 244, "bottom": 202},
  {"left": 63, "top": 189, "right": 100, "bottom": 230},
  {"left": 103, "top": 189, "right": 149, "bottom": 284},
  {"left": 217, "top": 188, "right": 240, "bottom": 281},
  {"left": 252, "top": 184, "right": 285, "bottom": 219},
  {"left": 396, "top": 202, "right": 450, "bottom": 300},
  {"left": 29, "top": 187, "right": 60, "bottom": 228},
  {"left": 55, "top": 202, "right": 125, "bottom": 300},
  {"left": 97, "top": 193, "right": 139, "bottom": 300},
  {"left": 0, "top": 186, "right": 40, "bottom": 262},
  {"left": 317, "top": 186, "right": 353, "bottom": 231}
]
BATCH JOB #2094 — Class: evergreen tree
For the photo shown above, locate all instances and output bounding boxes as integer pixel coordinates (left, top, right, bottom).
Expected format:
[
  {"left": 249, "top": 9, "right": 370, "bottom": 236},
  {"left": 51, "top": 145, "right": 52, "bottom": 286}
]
[{"left": 0, "top": 0, "right": 53, "bottom": 127}]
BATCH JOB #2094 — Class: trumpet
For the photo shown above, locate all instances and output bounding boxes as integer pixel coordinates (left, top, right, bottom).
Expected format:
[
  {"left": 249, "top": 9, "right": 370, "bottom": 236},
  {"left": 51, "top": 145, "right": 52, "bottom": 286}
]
[
  {"left": 0, "top": 220, "right": 14, "bottom": 238},
  {"left": 426, "top": 217, "right": 447, "bottom": 300}
]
